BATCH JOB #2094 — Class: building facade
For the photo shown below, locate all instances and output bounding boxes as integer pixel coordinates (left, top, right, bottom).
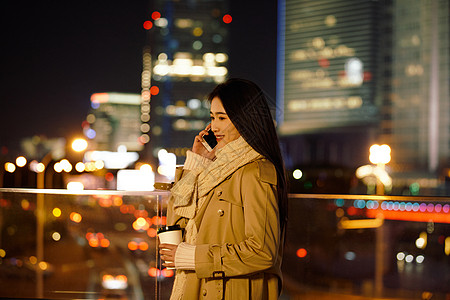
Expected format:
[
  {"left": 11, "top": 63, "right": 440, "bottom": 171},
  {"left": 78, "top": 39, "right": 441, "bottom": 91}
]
[
  {"left": 278, "top": 0, "right": 388, "bottom": 171},
  {"left": 85, "top": 92, "right": 143, "bottom": 152},
  {"left": 279, "top": 0, "right": 450, "bottom": 194},
  {"left": 383, "top": 0, "right": 449, "bottom": 178},
  {"left": 140, "top": 0, "right": 230, "bottom": 164}
]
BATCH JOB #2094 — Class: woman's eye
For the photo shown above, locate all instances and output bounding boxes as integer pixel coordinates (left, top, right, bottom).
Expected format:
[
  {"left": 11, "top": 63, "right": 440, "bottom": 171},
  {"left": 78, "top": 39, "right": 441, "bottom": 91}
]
[
  {"left": 210, "top": 116, "right": 214, "bottom": 120},
  {"left": 218, "top": 117, "right": 225, "bottom": 121}
]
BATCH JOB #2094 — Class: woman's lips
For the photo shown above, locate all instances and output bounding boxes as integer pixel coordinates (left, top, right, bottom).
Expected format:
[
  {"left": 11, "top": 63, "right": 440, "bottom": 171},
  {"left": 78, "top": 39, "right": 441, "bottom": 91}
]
[{"left": 215, "top": 135, "right": 224, "bottom": 141}]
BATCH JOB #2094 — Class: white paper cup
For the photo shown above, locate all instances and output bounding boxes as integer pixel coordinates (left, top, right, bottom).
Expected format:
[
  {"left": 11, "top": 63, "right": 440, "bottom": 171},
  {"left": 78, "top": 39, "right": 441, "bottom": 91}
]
[{"left": 158, "top": 225, "right": 182, "bottom": 269}]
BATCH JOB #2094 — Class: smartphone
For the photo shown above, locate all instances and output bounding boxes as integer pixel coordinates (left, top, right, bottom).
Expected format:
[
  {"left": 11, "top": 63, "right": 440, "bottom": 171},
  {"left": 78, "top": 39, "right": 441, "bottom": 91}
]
[{"left": 201, "top": 129, "right": 218, "bottom": 152}]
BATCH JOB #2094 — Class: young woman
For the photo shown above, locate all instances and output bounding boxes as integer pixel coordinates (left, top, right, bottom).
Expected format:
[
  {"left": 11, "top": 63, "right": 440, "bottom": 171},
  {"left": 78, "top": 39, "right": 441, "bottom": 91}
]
[{"left": 160, "top": 78, "right": 287, "bottom": 299}]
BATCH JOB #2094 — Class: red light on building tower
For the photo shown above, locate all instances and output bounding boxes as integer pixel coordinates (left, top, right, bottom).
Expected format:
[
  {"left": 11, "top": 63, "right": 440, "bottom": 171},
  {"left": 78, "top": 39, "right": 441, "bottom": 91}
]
[
  {"left": 222, "top": 14, "right": 232, "bottom": 24},
  {"left": 152, "top": 11, "right": 161, "bottom": 20},
  {"left": 143, "top": 21, "right": 153, "bottom": 30}
]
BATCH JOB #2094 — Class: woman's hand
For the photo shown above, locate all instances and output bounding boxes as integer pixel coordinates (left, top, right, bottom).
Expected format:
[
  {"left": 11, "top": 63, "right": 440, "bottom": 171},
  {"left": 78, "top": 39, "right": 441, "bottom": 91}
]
[
  {"left": 192, "top": 124, "right": 216, "bottom": 160},
  {"left": 159, "top": 243, "right": 178, "bottom": 268}
]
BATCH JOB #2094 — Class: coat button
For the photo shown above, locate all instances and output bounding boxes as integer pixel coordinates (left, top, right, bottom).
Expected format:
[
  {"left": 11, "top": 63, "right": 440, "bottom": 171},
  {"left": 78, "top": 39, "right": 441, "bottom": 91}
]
[
  {"left": 217, "top": 191, "right": 222, "bottom": 196},
  {"left": 202, "top": 289, "right": 207, "bottom": 296},
  {"left": 217, "top": 209, "right": 224, "bottom": 216}
]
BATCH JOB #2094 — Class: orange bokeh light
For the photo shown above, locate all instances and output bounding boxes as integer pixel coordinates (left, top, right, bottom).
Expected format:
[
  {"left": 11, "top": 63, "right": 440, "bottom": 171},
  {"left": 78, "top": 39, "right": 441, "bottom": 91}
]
[
  {"left": 139, "top": 241, "right": 149, "bottom": 251},
  {"left": 128, "top": 241, "right": 138, "bottom": 251},
  {"left": 296, "top": 248, "right": 308, "bottom": 258},
  {"left": 150, "top": 86, "right": 159, "bottom": 95}
]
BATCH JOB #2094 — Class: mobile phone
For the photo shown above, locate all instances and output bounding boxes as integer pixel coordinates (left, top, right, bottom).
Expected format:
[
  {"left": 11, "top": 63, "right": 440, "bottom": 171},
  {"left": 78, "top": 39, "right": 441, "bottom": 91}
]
[{"left": 201, "top": 129, "right": 218, "bottom": 152}]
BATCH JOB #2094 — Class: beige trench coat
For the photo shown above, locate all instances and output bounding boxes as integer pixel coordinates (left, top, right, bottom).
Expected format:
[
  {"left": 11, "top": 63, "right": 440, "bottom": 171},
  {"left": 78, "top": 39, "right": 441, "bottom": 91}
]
[{"left": 168, "top": 158, "right": 283, "bottom": 300}]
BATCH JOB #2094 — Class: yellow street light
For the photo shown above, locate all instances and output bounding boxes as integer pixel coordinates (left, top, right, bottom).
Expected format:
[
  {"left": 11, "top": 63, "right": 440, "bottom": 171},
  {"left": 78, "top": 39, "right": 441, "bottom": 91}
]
[
  {"left": 369, "top": 144, "right": 391, "bottom": 165},
  {"left": 368, "top": 144, "right": 391, "bottom": 195},
  {"left": 16, "top": 156, "right": 27, "bottom": 167},
  {"left": 71, "top": 138, "right": 88, "bottom": 152},
  {"left": 5, "top": 162, "right": 16, "bottom": 173},
  {"left": 75, "top": 162, "right": 85, "bottom": 172}
]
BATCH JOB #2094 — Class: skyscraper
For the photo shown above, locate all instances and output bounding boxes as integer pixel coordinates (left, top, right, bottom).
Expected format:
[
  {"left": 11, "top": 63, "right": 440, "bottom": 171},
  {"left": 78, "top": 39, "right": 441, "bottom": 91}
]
[
  {"left": 278, "top": 0, "right": 387, "bottom": 169},
  {"left": 86, "top": 92, "right": 143, "bottom": 152},
  {"left": 384, "top": 0, "right": 449, "bottom": 179},
  {"left": 279, "top": 0, "right": 450, "bottom": 194},
  {"left": 140, "top": 0, "right": 230, "bottom": 164}
]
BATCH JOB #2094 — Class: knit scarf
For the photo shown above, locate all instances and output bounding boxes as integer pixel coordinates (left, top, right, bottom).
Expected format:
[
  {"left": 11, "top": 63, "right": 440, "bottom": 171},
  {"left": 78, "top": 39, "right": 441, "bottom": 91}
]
[{"left": 169, "top": 136, "right": 262, "bottom": 300}]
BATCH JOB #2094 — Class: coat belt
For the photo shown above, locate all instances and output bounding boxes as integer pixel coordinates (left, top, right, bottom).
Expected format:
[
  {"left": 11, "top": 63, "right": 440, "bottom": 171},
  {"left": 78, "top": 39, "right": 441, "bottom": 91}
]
[{"left": 212, "top": 246, "right": 224, "bottom": 300}]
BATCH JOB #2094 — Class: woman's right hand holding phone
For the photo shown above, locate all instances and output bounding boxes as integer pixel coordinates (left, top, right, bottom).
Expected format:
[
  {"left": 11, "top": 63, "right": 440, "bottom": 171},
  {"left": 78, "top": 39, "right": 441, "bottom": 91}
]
[{"left": 192, "top": 125, "right": 216, "bottom": 160}]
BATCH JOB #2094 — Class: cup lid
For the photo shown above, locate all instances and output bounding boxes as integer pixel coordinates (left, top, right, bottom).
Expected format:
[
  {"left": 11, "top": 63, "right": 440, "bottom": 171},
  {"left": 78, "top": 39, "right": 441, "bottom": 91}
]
[{"left": 157, "top": 224, "right": 181, "bottom": 234}]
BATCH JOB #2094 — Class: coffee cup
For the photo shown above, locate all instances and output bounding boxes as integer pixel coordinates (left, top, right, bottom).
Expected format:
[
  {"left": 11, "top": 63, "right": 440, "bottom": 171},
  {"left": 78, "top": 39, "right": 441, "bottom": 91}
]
[{"left": 157, "top": 225, "right": 182, "bottom": 268}]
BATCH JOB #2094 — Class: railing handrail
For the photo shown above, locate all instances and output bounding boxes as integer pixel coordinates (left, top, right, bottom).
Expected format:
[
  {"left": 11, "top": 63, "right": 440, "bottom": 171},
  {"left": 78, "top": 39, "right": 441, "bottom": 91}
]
[
  {"left": 0, "top": 188, "right": 170, "bottom": 196},
  {"left": 1, "top": 188, "right": 450, "bottom": 202}
]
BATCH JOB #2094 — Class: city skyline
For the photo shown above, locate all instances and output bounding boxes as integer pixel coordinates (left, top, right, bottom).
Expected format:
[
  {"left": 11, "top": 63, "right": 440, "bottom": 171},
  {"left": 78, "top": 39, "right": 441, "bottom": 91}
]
[{"left": 0, "top": 0, "right": 278, "bottom": 153}]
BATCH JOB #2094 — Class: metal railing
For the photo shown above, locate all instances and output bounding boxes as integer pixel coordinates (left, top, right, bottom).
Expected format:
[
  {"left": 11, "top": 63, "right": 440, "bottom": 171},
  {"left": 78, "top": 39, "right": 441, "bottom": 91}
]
[{"left": 0, "top": 189, "right": 448, "bottom": 299}]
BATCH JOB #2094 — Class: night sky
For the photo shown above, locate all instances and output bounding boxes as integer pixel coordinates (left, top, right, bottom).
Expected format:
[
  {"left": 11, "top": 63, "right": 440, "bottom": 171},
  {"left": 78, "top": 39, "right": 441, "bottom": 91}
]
[{"left": 0, "top": 0, "right": 277, "bottom": 153}]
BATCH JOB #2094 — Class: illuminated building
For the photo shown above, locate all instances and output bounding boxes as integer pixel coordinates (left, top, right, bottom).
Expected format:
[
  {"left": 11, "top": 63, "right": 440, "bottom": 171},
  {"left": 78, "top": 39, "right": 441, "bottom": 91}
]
[
  {"left": 278, "top": 0, "right": 388, "bottom": 169},
  {"left": 140, "top": 0, "right": 230, "bottom": 163},
  {"left": 279, "top": 0, "right": 450, "bottom": 193},
  {"left": 85, "top": 93, "right": 143, "bottom": 152},
  {"left": 382, "top": 0, "right": 450, "bottom": 179}
]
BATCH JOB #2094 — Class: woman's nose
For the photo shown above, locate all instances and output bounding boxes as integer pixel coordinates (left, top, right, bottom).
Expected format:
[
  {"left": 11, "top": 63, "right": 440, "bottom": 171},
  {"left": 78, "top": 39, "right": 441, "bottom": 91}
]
[{"left": 210, "top": 123, "right": 219, "bottom": 132}]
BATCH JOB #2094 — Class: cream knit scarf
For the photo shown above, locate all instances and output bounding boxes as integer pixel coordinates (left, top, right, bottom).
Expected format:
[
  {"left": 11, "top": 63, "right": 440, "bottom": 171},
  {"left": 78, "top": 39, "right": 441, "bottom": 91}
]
[{"left": 169, "top": 136, "right": 261, "bottom": 300}]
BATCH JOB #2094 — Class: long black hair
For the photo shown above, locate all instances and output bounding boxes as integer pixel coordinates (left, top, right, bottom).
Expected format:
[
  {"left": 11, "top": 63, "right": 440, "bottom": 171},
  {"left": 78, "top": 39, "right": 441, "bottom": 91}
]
[{"left": 208, "top": 78, "right": 288, "bottom": 233}]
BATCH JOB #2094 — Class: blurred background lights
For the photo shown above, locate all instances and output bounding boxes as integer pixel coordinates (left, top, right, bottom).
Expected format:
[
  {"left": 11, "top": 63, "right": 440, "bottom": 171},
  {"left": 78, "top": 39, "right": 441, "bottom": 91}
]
[
  {"left": 86, "top": 113, "right": 95, "bottom": 123},
  {"left": 52, "top": 232, "right": 61, "bottom": 241},
  {"left": 154, "top": 17, "right": 168, "bottom": 27},
  {"left": 151, "top": 11, "right": 161, "bottom": 20},
  {"left": 150, "top": 86, "right": 159, "bottom": 95},
  {"left": 139, "top": 164, "right": 152, "bottom": 172},
  {"left": 415, "top": 255, "right": 425, "bottom": 264},
  {"left": 67, "top": 182, "right": 84, "bottom": 191},
  {"left": 36, "top": 163, "right": 45, "bottom": 173},
  {"left": 345, "top": 57, "right": 363, "bottom": 85},
  {"left": 344, "top": 251, "right": 356, "bottom": 261},
  {"left": 143, "top": 20, "right": 153, "bottom": 30},
  {"left": 52, "top": 207, "right": 62, "bottom": 218},
  {"left": 405, "top": 254, "right": 414, "bottom": 263},
  {"left": 187, "top": 98, "right": 201, "bottom": 110},
  {"left": 16, "top": 156, "right": 27, "bottom": 167},
  {"left": 94, "top": 160, "right": 105, "bottom": 170},
  {"left": 293, "top": 169, "right": 303, "bottom": 179},
  {"left": 222, "top": 14, "right": 232, "bottom": 23},
  {"left": 72, "top": 138, "right": 88, "bottom": 152},
  {"left": 369, "top": 144, "right": 391, "bottom": 165},
  {"left": 416, "top": 237, "right": 426, "bottom": 249},
  {"left": 75, "top": 162, "right": 85, "bottom": 172},
  {"left": 39, "top": 262, "right": 49, "bottom": 271},
  {"left": 60, "top": 159, "right": 72, "bottom": 172},
  {"left": 5, "top": 162, "right": 16, "bottom": 173},
  {"left": 215, "top": 53, "right": 228, "bottom": 63},
  {"left": 85, "top": 128, "right": 96, "bottom": 139},
  {"left": 296, "top": 248, "right": 307, "bottom": 258},
  {"left": 192, "top": 41, "right": 203, "bottom": 50},
  {"left": 396, "top": 252, "right": 406, "bottom": 261},
  {"left": 445, "top": 237, "right": 450, "bottom": 255},
  {"left": 70, "top": 212, "right": 82, "bottom": 223}
]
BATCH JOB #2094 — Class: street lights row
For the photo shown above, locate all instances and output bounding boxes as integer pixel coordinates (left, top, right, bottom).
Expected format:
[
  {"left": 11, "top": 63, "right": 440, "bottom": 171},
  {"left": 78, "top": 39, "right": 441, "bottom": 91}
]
[{"left": 2, "top": 138, "right": 91, "bottom": 189}]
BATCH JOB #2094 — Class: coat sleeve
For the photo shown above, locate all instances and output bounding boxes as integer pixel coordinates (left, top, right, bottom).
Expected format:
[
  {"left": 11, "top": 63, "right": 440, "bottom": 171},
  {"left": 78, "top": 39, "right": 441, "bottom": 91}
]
[{"left": 195, "top": 160, "right": 280, "bottom": 278}]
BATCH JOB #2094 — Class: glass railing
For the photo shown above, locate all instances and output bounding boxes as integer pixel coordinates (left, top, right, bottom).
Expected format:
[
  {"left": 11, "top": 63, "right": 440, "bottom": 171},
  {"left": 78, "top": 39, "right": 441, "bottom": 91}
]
[{"left": 0, "top": 189, "right": 449, "bottom": 299}]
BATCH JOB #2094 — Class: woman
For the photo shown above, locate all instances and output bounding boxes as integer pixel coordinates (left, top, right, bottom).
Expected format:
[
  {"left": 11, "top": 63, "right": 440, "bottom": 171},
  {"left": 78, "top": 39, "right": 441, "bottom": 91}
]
[{"left": 160, "top": 78, "right": 287, "bottom": 299}]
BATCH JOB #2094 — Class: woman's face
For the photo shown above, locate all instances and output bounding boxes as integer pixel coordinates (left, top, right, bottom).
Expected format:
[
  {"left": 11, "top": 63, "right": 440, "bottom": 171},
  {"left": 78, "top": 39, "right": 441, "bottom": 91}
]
[{"left": 210, "top": 97, "right": 241, "bottom": 149}]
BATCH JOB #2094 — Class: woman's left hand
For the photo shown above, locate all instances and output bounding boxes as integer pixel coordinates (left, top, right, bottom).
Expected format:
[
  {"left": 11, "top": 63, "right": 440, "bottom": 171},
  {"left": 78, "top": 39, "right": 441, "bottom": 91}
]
[{"left": 159, "top": 243, "right": 178, "bottom": 268}]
